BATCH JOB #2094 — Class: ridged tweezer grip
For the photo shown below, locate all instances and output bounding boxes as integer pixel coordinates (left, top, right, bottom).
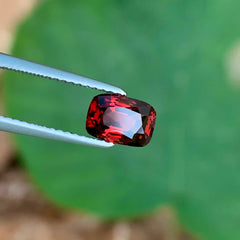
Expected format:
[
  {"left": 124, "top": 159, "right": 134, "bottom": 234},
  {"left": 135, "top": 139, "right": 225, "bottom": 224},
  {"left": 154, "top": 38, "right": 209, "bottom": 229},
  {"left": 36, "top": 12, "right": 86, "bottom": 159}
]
[{"left": 0, "top": 52, "right": 125, "bottom": 148}]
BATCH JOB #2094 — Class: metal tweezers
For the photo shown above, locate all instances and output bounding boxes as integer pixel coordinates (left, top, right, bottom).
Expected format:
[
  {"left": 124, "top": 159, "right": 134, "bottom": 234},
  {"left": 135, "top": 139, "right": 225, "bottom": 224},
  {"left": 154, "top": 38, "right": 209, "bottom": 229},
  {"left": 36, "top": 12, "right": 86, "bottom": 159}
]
[{"left": 0, "top": 52, "right": 126, "bottom": 148}]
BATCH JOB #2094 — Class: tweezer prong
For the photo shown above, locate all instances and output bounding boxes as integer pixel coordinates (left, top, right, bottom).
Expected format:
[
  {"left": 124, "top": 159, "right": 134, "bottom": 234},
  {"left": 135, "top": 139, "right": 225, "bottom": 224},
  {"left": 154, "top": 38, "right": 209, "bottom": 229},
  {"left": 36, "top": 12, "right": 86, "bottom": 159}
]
[
  {"left": 0, "top": 52, "right": 126, "bottom": 95},
  {"left": 0, "top": 116, "right": 113, "bottom": 147},
  {"left": 0, "top": 52, "right": 125, "bottom": 148}
]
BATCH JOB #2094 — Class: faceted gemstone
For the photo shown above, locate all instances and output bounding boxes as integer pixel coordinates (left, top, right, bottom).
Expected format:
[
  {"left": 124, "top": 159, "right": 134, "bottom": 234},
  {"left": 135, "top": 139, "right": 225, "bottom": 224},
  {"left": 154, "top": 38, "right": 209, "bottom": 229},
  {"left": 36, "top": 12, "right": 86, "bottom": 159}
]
[{"left": 86, "top": 94, "right": 156, "bottom": 147}]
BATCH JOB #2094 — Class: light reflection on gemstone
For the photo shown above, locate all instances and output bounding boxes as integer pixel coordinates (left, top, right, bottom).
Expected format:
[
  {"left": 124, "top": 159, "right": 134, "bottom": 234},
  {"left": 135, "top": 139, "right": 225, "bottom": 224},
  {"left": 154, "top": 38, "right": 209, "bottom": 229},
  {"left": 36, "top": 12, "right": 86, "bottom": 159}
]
[{"left": 103, "top": 107, "right": 142, "bottom": 139}]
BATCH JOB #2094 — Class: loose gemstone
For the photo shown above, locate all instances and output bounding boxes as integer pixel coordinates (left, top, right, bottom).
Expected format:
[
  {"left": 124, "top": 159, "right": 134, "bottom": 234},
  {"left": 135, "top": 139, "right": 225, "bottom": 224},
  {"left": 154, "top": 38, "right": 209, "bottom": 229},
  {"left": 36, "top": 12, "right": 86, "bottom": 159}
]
[{"left": 86, "top": 94, "right": 156, "bottom": 147}]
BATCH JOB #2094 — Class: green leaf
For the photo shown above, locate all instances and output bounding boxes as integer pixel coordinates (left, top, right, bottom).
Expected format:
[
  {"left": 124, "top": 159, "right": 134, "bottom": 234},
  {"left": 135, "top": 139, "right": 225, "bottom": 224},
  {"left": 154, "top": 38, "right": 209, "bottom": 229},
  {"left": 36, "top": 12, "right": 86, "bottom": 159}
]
[{"left": 4, "top": 0, "right": 240, "bottom": 239}]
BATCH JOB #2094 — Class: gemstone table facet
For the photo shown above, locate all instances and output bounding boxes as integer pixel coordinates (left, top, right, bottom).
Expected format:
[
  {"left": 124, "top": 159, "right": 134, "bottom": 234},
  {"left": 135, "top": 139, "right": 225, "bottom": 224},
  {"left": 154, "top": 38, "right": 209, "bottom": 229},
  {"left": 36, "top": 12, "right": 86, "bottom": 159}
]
[{"left": 86, "top": 94, "right": 156, "bottom": 146}]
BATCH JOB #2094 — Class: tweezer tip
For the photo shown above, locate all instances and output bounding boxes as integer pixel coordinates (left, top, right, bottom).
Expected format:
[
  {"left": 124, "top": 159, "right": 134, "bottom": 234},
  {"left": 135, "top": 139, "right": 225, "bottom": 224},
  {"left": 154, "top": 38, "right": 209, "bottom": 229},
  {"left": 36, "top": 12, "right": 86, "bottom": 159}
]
[{"left": 117, "top": 89, "right": 127, "bottom": 96}]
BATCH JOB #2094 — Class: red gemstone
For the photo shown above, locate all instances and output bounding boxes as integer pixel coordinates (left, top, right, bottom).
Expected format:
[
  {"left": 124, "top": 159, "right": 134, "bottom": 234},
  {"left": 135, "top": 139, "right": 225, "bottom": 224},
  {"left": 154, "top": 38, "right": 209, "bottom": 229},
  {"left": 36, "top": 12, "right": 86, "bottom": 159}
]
[{"left": 86, "top": 94, "right": 156, "bottom": 146}]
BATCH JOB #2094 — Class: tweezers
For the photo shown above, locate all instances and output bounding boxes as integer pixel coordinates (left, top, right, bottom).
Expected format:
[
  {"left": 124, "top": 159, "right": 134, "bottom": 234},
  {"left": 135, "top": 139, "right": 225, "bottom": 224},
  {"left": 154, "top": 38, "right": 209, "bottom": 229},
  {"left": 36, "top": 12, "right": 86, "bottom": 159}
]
[{"left": 0, "top": 52, "right": 126, "bottom": 148}]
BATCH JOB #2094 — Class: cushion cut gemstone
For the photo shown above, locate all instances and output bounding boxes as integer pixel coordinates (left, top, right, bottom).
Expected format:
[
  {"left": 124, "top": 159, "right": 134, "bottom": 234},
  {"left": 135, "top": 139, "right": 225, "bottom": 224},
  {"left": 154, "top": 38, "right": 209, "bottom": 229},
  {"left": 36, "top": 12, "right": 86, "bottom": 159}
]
[{"left": 86, "top": 94, "right": 156, "bottom": 146}]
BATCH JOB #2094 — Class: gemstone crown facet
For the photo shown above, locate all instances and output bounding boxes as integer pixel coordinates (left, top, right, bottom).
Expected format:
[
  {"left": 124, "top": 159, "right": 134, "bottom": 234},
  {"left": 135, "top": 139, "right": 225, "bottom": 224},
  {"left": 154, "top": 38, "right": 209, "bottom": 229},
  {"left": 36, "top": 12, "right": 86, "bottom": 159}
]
[{"left": 86, "top": 94, "right": 156, "bottom": 147}]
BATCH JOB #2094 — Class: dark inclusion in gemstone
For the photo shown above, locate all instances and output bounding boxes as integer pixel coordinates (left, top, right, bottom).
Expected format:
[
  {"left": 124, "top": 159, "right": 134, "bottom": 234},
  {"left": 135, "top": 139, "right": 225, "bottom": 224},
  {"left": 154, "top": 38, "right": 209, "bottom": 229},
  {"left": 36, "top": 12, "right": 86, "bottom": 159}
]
[{"left": 86, "top": 94, "right": 156, "bottom": 147}]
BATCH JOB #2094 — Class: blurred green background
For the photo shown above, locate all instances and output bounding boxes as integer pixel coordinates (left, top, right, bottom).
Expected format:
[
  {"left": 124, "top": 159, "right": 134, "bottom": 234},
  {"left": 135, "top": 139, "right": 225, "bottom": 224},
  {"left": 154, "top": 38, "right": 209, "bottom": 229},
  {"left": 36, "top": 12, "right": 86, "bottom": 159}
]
[{"left": 3, "top": 0, "right": 240, "bottom": 240}]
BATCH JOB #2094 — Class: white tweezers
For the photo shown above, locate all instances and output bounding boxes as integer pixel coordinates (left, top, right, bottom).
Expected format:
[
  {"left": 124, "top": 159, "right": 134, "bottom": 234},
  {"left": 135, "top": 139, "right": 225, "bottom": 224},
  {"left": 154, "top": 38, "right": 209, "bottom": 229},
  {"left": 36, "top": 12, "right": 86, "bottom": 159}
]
[{"left": 0, "top": 52, "right": 126, "bottom": 148}]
